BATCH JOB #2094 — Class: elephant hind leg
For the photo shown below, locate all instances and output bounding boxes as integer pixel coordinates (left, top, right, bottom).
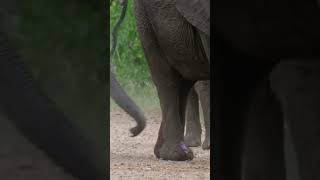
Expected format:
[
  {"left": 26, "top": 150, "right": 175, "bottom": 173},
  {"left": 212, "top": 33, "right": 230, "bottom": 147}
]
[
  {"left": 184, "top": 86, "right": 202, "bottom": 147},
  {"left": 154, "top": 79, "right": 195, "bottom": 161},
  {"left": 135, "top": 0, "right": 194, "bottom": 161},
  {"left": 242, "top": 80, "right": 286, "bottom": 180},
  {"left": 270, "top": 61, "right": 320, "bottom": 180},
  {"left": 195, "top": 80, "right": 210, "bottom": 150}
]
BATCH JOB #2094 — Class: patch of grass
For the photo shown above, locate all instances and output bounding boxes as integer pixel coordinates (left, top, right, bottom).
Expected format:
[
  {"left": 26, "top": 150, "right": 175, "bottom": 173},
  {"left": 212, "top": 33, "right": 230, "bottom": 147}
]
[
  {"left": 110, "top": 0, "right": 160, "bottom": 112},
  {"left": 110, "top": 81, "right": 159, "bottom": 112}
]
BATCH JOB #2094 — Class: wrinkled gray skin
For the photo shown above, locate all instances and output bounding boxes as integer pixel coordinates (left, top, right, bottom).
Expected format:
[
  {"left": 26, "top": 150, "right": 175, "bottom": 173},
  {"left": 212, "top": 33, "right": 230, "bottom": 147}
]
[
  {"left": 184, "top": 80, "right": 210, "bottom": 150},
  {"left": 0, "top": 31, "right": 106, "bottom": 179},
  {"left": 110, "top": 71, "right": 146, "bottom": 136},
  {"left": 134, "top": 0, "right": 210, "bottom": 161}
]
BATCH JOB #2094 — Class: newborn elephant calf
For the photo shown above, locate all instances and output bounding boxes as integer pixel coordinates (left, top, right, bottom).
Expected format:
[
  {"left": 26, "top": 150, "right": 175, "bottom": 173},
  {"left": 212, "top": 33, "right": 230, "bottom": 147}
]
[{"left": 184, "top": 80, "right": 210, "bottom": 150}]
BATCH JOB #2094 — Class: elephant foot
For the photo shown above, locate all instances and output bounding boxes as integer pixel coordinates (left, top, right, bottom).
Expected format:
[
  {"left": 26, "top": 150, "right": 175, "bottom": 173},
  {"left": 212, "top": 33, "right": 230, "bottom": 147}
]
[
  {"left": 184, "top": 135, "right": 201, "bottom": 147},
  {"left": 154, "top": 126, "right": 194, "bottom": 161},
  {"left": 155, "top": 141, "right": 194, "bottom": 161},
  {"left": 202, "top": 137, "right": 210, "bottom": 150}
]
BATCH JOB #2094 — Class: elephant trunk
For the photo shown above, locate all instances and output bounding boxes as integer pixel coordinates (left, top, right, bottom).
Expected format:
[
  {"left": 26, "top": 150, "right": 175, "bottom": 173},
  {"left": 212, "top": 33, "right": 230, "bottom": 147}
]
[
  {"left": 110, "top": 71, "right": 146, "bottom": 136},
  {"left": 0, "top": 31, "right": 106, "bottom": 180}
]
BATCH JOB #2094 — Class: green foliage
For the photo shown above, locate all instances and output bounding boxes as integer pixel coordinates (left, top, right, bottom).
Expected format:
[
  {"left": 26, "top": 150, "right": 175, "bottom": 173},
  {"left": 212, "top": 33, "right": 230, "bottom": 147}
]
[
  {"left": 18, "top": 1, "right": 107, "bottom": 84},
  {"left": 110, "top": 0, "right": 152, "bottom": 90},
  {"left": 0, "top": 0, "right": 108, "bottom": 148},
  {"left": 110, "top": 0, "right": 159, "bottom": 109}
]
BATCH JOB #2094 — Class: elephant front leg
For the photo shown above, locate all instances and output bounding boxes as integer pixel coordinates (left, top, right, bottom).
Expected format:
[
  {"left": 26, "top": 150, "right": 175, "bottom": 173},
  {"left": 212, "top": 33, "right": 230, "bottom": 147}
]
[
  {"left": 184, "top": 87, "right": 202, "bottom": 147},
  {"left": 154, "top": 81, "right": 194, "bottom": 161}
]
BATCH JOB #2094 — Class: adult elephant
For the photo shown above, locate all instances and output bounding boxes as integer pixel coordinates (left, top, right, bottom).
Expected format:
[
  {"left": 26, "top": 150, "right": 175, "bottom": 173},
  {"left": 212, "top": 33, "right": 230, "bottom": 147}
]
[
  {"left": 213, "top": 1, "right": 320, "bottom": 179},
  {"left": 110, "top": 71, "right": 146, "bottom": 136},
  {"left": 0, "top": 29, "right": 105, "bottom": 180},
  {"left": 185, "top": 80, "right": 210, "bottom": 150},
  {"left": 134, "top": 0, "right": 210, "bottom": 161}
]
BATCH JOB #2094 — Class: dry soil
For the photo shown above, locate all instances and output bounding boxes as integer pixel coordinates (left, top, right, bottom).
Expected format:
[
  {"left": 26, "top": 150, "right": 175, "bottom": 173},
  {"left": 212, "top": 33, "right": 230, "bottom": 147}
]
[{"left": 110, "top": 109, "right": 210, "bottom": 180}]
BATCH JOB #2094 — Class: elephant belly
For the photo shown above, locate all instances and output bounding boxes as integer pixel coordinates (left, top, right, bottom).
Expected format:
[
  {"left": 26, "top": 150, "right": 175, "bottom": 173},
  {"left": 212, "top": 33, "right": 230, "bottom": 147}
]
[
  {"left": 146, "top": 0, "right": 210, "bottom": 80},
  {"left": 215, "top": 0, "right": 320, "bottom": 58},
  {"left": 172, "top": 60, "right": 210, "bottom": 80}
]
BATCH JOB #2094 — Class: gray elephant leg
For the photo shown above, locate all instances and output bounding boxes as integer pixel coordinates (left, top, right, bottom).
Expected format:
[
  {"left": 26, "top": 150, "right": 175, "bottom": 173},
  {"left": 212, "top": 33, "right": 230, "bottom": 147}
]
[
  {"left": 242, "top": 80, "right": 286, "bottom": 180},
  {"left": 285, "top": 121, "right": 301, "bottom": 180},
  {"left": 0, "top": 31, "right": 105, "bottom": 180},
  {"left": 110, "top": 71, "right": 146, "bottom": 136},
  {"left": 212, "top": 54, "right": 276, "bottom": 179},
  {"left": 212, "top": 59, "right": 255, "bottom": 179},
  {"left": 270, "top": 61, "right": 320, "bottom": 180},
  {"left": 154, "top": 80, "right": 194, "bottom": 161},
  {"left": 184, "top": 86, "right": 202, "bottom": 147},
  {"left": 194, "top": 80, "right": 210, "bottom": 150},
  {"left": 134, "top": 0, "right": 194, "bottom": 161}
]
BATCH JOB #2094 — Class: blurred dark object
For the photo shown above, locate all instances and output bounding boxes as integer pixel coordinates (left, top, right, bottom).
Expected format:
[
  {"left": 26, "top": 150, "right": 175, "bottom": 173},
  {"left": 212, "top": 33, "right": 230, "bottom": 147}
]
[{"left": 0, "top": 1, "right": 107, "bottom": 179}]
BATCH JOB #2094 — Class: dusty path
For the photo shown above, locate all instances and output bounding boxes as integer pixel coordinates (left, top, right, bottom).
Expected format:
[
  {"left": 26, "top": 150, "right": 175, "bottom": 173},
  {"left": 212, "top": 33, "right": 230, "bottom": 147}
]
[{"left": 110, "top": 109, "right": 210, "bottom": 180}]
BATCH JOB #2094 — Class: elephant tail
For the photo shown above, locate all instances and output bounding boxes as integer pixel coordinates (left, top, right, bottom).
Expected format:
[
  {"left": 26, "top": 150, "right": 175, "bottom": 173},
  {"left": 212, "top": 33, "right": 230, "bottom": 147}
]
[{"left": 110, "top": 71, "right": 146, "bottom": 136}]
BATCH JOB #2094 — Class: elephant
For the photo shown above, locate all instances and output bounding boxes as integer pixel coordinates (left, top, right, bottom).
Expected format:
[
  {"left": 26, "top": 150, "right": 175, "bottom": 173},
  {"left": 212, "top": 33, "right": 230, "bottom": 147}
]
[
  {"left": 110, "top": 71, "right": 146, "bottom": 136},
  {"left": 0, "top": 27, "right": 106, "bottom": 179},
  {"left": 184, "top": 80, "right": 210, "bottom": 150},
  {"left": 213, "top": 1, "right": 320, "bottom": 179},
  {"left": 133, "top": 0, "right": 210, "bottom": 161}
]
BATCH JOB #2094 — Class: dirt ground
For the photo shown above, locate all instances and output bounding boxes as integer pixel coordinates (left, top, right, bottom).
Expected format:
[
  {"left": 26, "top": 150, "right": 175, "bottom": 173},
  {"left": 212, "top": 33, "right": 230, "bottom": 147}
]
[{"left": 110, "top": 109, "right": 210, "bottom": 180}]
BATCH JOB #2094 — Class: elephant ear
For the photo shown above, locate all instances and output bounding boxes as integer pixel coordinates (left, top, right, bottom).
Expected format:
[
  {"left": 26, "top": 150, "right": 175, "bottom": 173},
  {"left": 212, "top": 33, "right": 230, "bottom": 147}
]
[{"left": 176, "top": 0, "right": 210, "bottom": 36}]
